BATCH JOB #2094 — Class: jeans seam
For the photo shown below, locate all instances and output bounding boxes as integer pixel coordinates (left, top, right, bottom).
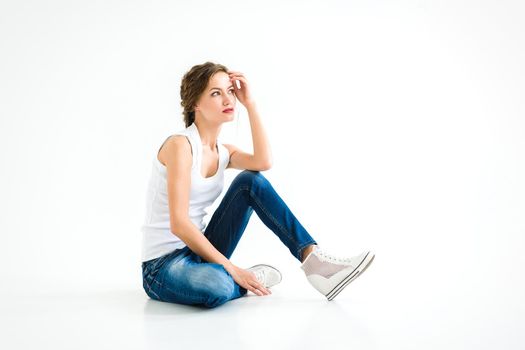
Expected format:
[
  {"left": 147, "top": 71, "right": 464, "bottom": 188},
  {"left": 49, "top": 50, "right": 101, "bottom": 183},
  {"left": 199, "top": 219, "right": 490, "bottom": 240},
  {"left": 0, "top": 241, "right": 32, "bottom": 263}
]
[
  {"left": 144, "top": 281, "right": 161, "bottom": 300},
  {"left": 247, "top": 188, "right": 299, "bottom": 249},
  {"left": 217, "top": 179, "right": 303, "bottom": 258},
  {"left": 211, "top": 185, "right": 249, "bottom": 234},
  {"left": 296, "top": 240, "right": 318, "bottom": 262},
  {"left": 208, "top": 174, "right": 310, "bottom": 261},
  {"left": 164, "top": 285, "right": 209, "bottom": 304},
  {"left": 163, "top": 264, "right": 234, "bottom": 305},
  {"left": 147, "top": 265, "right": 209, "bottom": 304}
]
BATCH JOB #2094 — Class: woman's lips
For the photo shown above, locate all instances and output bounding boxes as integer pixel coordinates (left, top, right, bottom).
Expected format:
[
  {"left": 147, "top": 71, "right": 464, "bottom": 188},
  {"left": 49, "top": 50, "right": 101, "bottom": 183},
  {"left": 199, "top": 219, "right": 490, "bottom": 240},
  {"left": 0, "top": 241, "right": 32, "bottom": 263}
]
[{"left": 223, "top": 108, "right": 234, "bottom": 113}]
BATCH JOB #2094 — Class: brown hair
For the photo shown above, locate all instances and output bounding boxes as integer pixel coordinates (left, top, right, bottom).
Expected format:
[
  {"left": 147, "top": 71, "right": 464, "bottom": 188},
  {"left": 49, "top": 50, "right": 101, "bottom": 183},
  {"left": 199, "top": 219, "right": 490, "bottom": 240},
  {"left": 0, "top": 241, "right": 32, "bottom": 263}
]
[{"left": 180, "top": 61, "right": 229, "bottom": 128}]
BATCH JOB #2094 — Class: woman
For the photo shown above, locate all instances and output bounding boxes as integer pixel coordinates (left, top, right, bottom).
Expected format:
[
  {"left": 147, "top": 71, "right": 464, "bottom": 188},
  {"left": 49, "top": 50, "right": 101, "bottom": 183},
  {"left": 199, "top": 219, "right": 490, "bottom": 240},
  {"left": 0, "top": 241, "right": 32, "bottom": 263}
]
[{"left": 141, "top": 61, "right": 375, "bottom": 308}]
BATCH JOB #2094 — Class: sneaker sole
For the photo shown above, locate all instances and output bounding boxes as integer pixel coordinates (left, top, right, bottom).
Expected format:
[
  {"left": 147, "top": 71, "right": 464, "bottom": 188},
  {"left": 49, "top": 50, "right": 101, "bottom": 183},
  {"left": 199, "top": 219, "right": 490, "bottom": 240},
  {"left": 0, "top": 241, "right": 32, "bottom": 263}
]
[{"left": 326, "top": 251, "right": 375, "bottom": 301}]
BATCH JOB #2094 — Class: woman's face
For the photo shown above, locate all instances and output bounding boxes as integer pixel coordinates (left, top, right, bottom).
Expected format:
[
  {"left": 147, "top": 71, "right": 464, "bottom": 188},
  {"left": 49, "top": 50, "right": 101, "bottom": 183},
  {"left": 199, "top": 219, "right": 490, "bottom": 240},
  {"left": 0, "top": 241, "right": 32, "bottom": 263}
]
[{"left": 194, "top": 71, "right": 236, "bottom": 123}]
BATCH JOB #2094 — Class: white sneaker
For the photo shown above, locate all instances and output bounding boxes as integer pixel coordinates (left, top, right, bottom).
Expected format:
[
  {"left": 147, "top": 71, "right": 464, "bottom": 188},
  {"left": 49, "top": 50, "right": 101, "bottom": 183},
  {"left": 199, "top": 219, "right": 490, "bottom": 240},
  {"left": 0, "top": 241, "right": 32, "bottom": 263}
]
[
  {"left": 246, "top": 264, "right": 282, "bottom": 288},
  {"left": 300, "top": 246, "right": 375, "bottom": 300}
]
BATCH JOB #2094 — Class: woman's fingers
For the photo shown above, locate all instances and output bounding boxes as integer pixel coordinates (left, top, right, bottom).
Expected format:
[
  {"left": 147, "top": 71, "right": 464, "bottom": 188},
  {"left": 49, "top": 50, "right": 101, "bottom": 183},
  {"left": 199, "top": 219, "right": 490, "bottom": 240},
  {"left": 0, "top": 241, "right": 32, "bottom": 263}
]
[
  {"left": 227, "top": 70, "right": 243, "bottom": 76},
  {"left": 230, "top": 76, "right": 248, "bottom": 91},
  {"left": 242, "top": 275, "right": 269, "bottom": 296},
  {"left": 257, "top": 281, "right": 271, "bottom": 295},
  {"left": 246, "top": 282, "right": 263, "bottom": 296},
  {"left": 232, "top": 266, "right": 271, "bottom": 296},
  {"left": 229, "top": 74, "right": 246, "bottom": 82},
  {"left": 228, "top": 71, "right": 249, "bottom": 95},
  {"left": 248, "top": 279, "right": 271, "bottom": 296},
  {"left": 234, "top": 76, "right": 248, "bottom": 84},
  {"left": 228, "top": 72, "right": 247, "bottom": 83}
]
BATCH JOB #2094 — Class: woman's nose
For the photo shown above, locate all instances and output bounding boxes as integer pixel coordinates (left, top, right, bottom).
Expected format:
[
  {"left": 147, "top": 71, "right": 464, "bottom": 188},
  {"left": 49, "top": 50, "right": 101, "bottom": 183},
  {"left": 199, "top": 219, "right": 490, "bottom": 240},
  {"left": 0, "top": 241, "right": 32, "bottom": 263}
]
[{"left": 223, "top": 94, "right": 234, "bottom": 105}]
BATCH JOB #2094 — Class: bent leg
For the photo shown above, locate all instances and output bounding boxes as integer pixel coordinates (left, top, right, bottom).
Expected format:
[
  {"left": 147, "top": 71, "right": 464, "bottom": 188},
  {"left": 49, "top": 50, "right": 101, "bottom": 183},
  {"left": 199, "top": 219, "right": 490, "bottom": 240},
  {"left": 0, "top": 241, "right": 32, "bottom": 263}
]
[
  {"left": 149, "top": 249, "right": 247, "bottom": 308},
  {"left": 204, "top": 170, "right": 317, "bottom": 262}
]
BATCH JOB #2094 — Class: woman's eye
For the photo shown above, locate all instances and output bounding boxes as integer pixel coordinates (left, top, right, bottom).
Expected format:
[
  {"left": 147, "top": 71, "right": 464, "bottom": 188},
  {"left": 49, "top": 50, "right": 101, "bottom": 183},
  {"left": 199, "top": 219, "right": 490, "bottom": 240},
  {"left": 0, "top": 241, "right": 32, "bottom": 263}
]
[{"left": 212, "top": 90, "right": 235, "bottom": 96}]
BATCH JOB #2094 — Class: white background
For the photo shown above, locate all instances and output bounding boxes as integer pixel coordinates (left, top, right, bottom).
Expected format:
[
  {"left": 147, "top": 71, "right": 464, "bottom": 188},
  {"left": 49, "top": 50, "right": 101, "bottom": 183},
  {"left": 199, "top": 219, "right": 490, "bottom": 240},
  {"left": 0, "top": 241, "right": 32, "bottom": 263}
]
[{"left": 0, "top": 0, "right": 524, "bottom": 349}]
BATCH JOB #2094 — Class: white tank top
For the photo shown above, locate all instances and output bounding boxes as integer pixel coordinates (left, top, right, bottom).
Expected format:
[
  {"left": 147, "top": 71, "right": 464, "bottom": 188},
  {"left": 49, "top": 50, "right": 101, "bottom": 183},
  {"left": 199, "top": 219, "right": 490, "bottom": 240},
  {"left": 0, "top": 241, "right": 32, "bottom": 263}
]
[{"left": 141, "top": 122, "right": 230, "bottom": 262}]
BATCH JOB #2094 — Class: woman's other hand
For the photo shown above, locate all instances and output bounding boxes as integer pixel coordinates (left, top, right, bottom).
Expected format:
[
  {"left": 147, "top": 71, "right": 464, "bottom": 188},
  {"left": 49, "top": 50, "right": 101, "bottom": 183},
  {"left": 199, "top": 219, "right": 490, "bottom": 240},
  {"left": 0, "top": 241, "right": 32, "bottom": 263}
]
[{"left": 228, "top": 70, "right": 255, "bottom": 109}]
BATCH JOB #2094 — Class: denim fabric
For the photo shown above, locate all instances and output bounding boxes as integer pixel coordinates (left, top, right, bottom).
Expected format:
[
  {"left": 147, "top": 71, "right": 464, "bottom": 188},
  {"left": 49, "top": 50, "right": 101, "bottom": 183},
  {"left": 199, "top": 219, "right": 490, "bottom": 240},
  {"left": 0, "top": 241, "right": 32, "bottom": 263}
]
[{"left": 142, "top": 170, "right": 317, "bottom": 308}]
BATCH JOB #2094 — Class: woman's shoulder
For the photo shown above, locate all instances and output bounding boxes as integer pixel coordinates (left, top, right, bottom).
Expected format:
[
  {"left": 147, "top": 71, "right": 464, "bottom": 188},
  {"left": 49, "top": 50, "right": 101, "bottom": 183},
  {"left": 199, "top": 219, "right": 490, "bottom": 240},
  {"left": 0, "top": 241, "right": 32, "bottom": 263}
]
[{"left": 158, "top": 134, "right": 192, "bottom": 166}]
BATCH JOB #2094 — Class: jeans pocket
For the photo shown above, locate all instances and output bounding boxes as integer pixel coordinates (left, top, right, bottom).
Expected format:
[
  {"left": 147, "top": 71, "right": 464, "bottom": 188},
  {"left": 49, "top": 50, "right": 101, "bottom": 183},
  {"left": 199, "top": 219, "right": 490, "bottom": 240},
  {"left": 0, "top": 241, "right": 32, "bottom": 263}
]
[
  {"left": 142, "top": 276, "right": 161, "bottom": 301},
  {"left": 142, "top": 257, "right": 165, "bottom": 290},
  {"left": 143, "top": 247, "right": 188, "bottom": 286}
]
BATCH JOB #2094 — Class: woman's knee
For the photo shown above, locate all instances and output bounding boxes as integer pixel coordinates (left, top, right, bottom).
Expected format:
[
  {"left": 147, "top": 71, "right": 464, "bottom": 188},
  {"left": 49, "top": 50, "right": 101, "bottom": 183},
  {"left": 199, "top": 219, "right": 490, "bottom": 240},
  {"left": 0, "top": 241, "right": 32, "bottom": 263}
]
[
  {"left": 232, "top": 170, "right": 269, "bottom": 189},
  {"left": 188, "top": 264, "right": 237, "bottom": 308}
]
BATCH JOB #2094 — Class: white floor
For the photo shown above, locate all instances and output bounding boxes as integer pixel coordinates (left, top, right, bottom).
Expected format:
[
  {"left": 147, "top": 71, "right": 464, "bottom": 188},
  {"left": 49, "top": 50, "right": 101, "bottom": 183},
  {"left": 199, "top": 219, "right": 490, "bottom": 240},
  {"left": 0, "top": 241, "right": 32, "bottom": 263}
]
[{"left": 2, "top": 254, "right": 524, "bottom": 350}]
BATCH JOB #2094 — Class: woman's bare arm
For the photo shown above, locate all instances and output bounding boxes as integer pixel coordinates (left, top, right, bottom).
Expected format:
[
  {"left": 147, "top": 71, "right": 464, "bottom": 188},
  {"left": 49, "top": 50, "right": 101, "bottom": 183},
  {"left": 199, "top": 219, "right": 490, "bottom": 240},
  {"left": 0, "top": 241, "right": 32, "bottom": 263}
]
[
  {"left": 245, "top": 102, "right": 273, "bottom": 169},
  {"left": 163, "top": 136, "right": 270, "bottom": 296},
  {"left": 164, "top": 136, "right": 232, "bottom": 267}
]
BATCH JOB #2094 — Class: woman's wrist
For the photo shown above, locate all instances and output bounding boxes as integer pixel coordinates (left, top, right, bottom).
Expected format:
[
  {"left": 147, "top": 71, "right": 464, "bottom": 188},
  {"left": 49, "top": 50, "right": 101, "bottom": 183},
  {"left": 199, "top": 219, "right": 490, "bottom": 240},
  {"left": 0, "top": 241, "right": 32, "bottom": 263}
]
[
  {"left": 222, "top": 260, "right": 235, "bottom": 273},
  {"left": 244, "top": 100, "right": 257, "bottom": 111}
]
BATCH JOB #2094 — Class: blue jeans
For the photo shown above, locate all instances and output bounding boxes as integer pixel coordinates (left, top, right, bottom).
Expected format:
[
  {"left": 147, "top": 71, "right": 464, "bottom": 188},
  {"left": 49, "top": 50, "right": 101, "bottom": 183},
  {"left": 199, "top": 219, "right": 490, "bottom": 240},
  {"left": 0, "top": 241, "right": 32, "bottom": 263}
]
[{"left": 141, "top": 170, "right": 317, "bottom": 308}]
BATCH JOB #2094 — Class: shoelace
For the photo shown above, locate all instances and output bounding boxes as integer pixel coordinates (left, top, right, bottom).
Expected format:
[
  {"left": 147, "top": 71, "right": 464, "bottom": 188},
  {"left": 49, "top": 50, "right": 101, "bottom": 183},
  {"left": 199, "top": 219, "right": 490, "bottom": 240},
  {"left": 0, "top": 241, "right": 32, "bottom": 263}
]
[
  {"left": 317, "top": 249, "right": 353, "bottom": 264},
  {"left": 253, "top": 269, "right": 266, "bottom": 284}
]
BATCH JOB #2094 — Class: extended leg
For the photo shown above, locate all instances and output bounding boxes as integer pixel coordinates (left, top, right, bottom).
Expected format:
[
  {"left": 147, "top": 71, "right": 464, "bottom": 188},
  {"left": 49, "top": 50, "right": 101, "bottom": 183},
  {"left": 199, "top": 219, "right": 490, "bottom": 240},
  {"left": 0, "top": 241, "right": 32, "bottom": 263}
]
[{"left": 204, "top": 170, "right": 317, "bottom": 262}]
